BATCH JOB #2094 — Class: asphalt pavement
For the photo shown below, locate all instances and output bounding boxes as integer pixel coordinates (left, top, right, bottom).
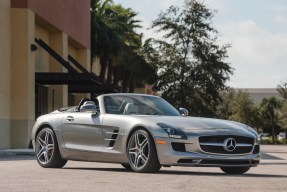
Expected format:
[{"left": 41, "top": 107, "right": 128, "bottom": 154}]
[
  {"left": 0, "top": 145, "right": 286, "bottom": 192},
  {"left": 1, "top": 145, "right": 286, "bottom": 160}
]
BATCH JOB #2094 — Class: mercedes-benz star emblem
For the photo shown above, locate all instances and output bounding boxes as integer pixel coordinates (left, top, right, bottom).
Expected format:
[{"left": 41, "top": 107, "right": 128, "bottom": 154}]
[{"left": 223, "top": 138, "right": 236, "bottom": 152}]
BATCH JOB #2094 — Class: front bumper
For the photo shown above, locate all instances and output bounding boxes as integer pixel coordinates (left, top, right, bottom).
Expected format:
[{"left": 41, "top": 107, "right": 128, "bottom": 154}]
[{"left": 154, "top": 136, "right": 260, "bottom": 167}]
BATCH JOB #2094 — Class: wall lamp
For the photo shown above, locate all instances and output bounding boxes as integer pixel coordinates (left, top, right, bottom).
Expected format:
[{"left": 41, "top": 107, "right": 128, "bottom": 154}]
[{"left": 31, "top": 44, "right": 38, "bottom": 52}]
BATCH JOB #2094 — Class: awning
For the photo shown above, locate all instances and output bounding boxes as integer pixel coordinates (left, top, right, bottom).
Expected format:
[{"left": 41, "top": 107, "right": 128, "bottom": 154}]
[{"left": 34, "top": 38, "right": 120, "bottom": 93}]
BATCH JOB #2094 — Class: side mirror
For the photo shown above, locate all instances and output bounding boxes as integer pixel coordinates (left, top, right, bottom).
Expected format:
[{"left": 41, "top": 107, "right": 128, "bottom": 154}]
[
  {"left": 179, "top": 108, "right": 189, "bottom": 116},
  {"left": 80, "top": 103, "right": 97, "bottom": 113}
]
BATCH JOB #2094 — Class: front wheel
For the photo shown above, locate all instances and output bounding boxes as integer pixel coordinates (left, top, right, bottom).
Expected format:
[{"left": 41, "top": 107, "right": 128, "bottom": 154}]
[
  {"left": 127, "top": 129, "right": 161, "bottom": 173},
  {"left": 35, "top": 128, "right": 67, "bottom": 168},
  {"left": 220, "top": 167, "right": 250, "bottom": 174},
  {"left": 121, "top": 163, "right": 132, "bottom": 170}
]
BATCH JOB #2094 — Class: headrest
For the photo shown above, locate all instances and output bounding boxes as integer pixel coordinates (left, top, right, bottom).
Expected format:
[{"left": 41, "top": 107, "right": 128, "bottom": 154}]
[
  {"left": 83, "top": 101, "right": 96, "bottom": 106},
  {"left": 123, "top": 103, "right": 139, "bottom": 115}
]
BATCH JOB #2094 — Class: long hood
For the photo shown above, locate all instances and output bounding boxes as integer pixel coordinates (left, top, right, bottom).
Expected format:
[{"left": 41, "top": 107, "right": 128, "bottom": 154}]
[{"left": 138, "top": 116, "right": 257, "bottom": 137}]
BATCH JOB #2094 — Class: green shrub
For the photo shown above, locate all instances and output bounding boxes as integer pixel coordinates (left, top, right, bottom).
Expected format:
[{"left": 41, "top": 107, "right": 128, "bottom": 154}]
[{"left": 260, "top": 137, "right": 287, "bottom": 144}]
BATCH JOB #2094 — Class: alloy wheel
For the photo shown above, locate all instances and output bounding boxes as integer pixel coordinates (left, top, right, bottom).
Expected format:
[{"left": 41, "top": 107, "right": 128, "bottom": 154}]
[
  {"left": 128, "top": 132, "right": 149, "bottom": 169},
  {"left": 35, "top": 129, "right": 55, "bottom": 165}
]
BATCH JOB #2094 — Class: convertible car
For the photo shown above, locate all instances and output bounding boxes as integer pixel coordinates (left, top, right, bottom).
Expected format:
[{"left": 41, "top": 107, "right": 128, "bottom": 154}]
[{"left": 32, "top": 93, "right": 260, "bottom": 174}]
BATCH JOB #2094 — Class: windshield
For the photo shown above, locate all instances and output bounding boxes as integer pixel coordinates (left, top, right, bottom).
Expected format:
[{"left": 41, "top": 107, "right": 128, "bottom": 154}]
[{"left": 104, "top": 95, "right": 180, "bottom": 116}]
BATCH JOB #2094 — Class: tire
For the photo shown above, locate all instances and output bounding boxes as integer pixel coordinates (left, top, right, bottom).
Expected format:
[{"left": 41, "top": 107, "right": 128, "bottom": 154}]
[
  {"left": 121, "top": 163, "right": 132, "bottom": 171},
  {"left": 35, "top": 128, "right": 67, "bottom": 168},
  {"left": 127, "top": 129, "right": 161, "bottom": 173},
  {"left": 220, "top": 167, "right": 250, "bottom": 174}
]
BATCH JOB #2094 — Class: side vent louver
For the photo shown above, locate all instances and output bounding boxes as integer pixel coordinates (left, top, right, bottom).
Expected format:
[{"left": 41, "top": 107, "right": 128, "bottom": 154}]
[{"left": 104, "top": 130, "right": 119, "bottom": 148}]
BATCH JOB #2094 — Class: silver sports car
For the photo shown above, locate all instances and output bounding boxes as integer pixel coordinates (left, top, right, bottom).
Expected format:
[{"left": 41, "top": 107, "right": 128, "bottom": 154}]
[{"left": 32, "top": 93, "right": 260, "bottom": 174}]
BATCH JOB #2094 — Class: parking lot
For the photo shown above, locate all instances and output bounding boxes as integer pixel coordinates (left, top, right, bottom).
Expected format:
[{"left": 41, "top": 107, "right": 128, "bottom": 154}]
[{"left": 0, "top": 145, "right": 286, "bottom": 192}]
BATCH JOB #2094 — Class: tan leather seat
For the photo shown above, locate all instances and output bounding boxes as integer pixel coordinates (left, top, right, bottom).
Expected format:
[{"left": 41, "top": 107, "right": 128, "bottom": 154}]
[{"left": 123, "top": 103, "right": 139, "bottom": 115}]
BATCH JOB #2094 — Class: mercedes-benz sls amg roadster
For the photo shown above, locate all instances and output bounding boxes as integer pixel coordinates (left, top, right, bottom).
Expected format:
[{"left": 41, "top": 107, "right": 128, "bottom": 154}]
[{"left": 32, "top": 94, "right": 260, "bottom": 174}]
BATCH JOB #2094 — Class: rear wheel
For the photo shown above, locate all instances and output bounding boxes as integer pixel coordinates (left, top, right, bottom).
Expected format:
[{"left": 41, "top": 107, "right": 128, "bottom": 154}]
[
  {"left": 220, "top": 167, "right": 250, "bottom": 174},
  {"left": 35, "top": 128, "right": 67, "bottom": 168},
  {"left": 127, "top": 129, "right": 161, "bottom": 173}
]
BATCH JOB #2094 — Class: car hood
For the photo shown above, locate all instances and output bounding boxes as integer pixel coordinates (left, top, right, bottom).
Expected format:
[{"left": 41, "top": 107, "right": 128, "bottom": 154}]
[{"left": 138, "top": 116, "right": 257, "bottom": 137}]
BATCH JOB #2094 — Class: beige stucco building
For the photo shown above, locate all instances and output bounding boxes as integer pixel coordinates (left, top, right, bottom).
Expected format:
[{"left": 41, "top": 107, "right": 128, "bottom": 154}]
[
  {"left": 0, "top": 0, "right": 97, "bottom": 149},
  {"left": 237, "top": 88, "right": 281, "bottom": 104}
]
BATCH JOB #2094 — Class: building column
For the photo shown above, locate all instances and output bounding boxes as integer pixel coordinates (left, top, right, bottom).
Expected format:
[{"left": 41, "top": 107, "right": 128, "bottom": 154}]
[
  {"left": 0, "top": 0, "right": 11, "bottom": 149},
  {"left": 75, "top": 48, "right": 91, "bottom": 103},
  {"left": 48, "top": 32, "right": 68, "bottom": 110},
  {"left": 10, "top": 8, "right": 35, "bottom": 148}
]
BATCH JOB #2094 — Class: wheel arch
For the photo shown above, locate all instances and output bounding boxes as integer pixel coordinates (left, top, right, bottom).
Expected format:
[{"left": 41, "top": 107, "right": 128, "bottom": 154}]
[
  {"left": 35, "top": 123, "right": 54, "bottom": 138},
  {"left": 125, "top": 125, "right": 162, "bottom": 172},
  {"left": 125, "top": 125, "right": 156, "bottom": 154},
  {"left": 33, "top": 123, "right": 55, "bottom": 149},
  {"left": 34, "top": 123, "right": 68, "bottom": 168}
]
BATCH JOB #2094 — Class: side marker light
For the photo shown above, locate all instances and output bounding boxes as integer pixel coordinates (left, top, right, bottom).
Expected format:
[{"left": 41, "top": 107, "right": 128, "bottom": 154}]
[{"left": 156, "top": 140, "right": 167, "bottom": 145}]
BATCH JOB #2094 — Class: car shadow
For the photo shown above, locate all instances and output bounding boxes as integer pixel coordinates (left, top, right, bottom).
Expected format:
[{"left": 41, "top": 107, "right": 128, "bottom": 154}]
[
  {"left": 157, "top": 170, "right": 287, "bottom": 178},
  {"left": 63, "top": 167, "right": 287, "bottom": 178},
  {"left": 261, "top": 153, "right": 284, "bottom": 160}
]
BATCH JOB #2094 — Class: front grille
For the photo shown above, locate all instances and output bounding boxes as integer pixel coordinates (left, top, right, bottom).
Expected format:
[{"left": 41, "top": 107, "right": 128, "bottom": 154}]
[
  {"left": 199, "top": 135, "right": 254, "bottom": 144},
  {"left": 200, "top": 145, "right": 253, "bottom": 154},
  {"left": 199, "top": 135, "right": 254, "bottom": 155}
]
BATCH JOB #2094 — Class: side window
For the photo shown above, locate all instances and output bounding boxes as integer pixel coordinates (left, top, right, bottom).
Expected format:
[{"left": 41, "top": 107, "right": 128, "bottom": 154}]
[{"left": 104, "top": 96, "right": 123, "bottom": 114}]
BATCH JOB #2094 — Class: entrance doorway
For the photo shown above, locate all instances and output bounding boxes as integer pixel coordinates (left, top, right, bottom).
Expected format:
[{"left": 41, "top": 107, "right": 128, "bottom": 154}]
[{"left": 35, "top": 84, "right": 48, "bottom": 118}]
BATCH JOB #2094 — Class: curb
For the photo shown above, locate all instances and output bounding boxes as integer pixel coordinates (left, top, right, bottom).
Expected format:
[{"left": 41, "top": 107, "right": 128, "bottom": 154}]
[{"left": 0, "top": 149, "right": 35, "bottom": 157}]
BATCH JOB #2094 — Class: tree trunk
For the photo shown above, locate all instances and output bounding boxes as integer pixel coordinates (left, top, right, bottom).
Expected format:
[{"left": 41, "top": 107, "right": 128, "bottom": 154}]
[
  {"left": 122, "top": 71, "right": 130, "bottom": 93},
  {"left": 113, "top": 68, "right": 119, "bottom": 86},
  {"left": 271, "top": 118, "right": 275, "bottom": 144},
  {"left": 100, "top": 56, "right": 108, "bottom": 79},
  {"left": 107, "top": 59, "right": 113, "bottom": 84},
  {"left": 129, "top": 79, "right": 135, "bottom": 93}
]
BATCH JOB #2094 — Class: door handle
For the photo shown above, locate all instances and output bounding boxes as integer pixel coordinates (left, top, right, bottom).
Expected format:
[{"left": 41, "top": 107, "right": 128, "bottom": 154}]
[{"left": 66, "top": 116, "right": 74, "bottom": 121}]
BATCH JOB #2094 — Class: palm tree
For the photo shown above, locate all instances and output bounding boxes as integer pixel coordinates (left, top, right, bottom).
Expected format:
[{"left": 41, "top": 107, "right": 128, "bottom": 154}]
[
  {"left": 103, "top": 4, "right": 143, "bottom": 86},
  {"left": 90, "top": 0, "right": 125, "bottom": 79},
  {"left": 260, "top": 97, "right": 282, "bottom": 144},
  {"left": 90, "top": 0, "right": 158, "bottom": 92}
]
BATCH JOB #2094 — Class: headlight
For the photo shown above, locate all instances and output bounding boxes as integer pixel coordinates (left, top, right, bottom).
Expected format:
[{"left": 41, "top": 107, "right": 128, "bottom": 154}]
[
  {"left": 246, "top": 126, "right": 258, "bottom": 136},
  {"left": 157, "top": 123, "right": 187, "bottom": 139},
  {"left": 246, "top": 126, "right": 260, "bottom": 142}
]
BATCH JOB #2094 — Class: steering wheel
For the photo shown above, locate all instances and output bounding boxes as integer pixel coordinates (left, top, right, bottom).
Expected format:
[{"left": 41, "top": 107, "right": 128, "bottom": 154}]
[{"left": 119, "top": 99, "right": 128, "bottom": 114}]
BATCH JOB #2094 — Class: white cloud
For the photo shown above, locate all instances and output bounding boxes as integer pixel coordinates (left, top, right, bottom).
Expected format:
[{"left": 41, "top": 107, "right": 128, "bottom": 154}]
[
  {"left": 265, "top": 4, "right": 287, "bottom": 12},
  {"left": 218, "top": 20, "right": 287, "bottom": 88},
  {"left": 160, "top": 0, "right": 183, "bottom": 9},
  {"left": 136, "top": 16, "right": 160, "bottom": 40},
  {"left": 113, "top": 0, "right": 287, "bottom": 88},
  {"left": 204, "top": 0, "right": 228, "bottom": 11},
  {"left": 276, "top": 15, "right": 287, "bottom": 25}
]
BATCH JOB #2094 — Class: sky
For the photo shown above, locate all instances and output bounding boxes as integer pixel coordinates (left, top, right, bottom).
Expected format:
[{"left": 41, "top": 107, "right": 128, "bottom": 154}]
[{"left": 113, "top": 0, "right": 287, "bottom": 88}]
